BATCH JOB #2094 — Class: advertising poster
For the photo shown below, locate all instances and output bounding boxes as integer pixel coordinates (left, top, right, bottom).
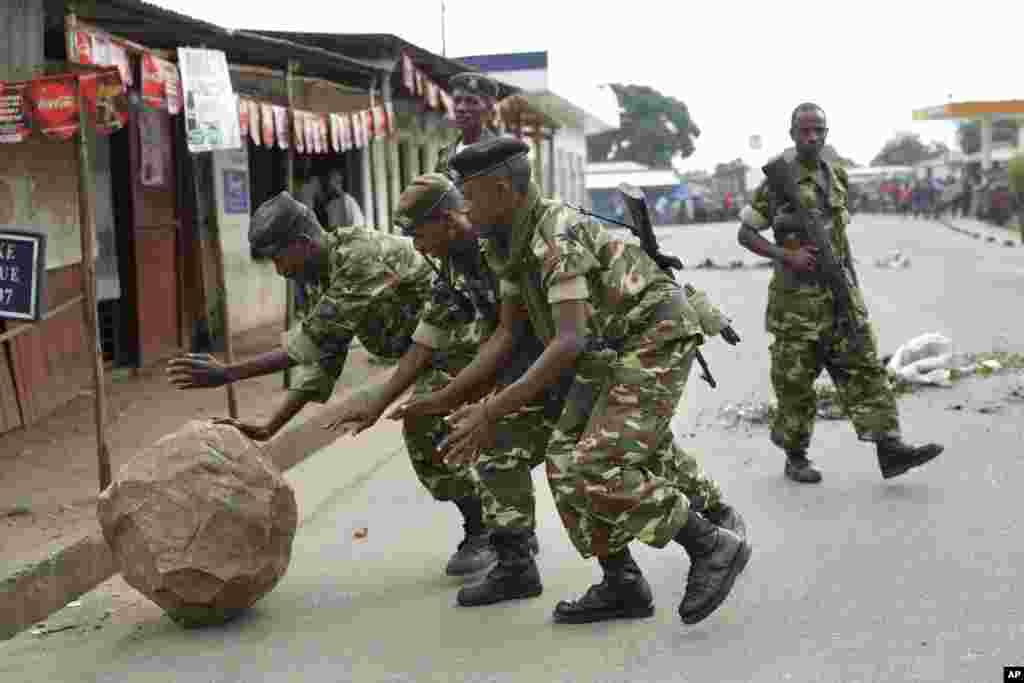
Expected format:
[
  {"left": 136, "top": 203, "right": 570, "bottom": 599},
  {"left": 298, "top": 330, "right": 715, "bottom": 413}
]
[
  {"left": 222, "top": 169, "right": 250, "bottom": 215},
  {"left": 30, "top": 77, "right": 79, "bottom": 141},
  {"left": 177, "top": 47, "right": 241, "bottom": 153},
  {"left": 80, "top": 69, "right": 128, "bottom": 135},
  {"left": 0, "top": 82, "right": 31, "bottom": 144},
  {"left": 138, "top": 108, "right": 167, "bottom": 188}
]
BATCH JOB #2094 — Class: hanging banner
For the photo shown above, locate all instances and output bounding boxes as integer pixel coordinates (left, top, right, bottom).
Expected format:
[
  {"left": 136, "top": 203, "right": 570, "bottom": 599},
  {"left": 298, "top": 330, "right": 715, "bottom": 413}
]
[
  {"left": 248, "top": 99, "right": 261, "bottom": 147},
  {"left": 162, "top": 61, "right": 182, "bottom": 115},
  {"left": 80, "top": 69, "right": 128, "bottom": 135},
  {"left": 74, "top": 31, "right": 94, "bottom": 65},
  {"left": 401, "top": 54, "right": 415, "bottom": 94},
  {"left": 237, "top": 96, "right": 250, "bottom": 141},
  {"left": 30, "top": 76, "right": 79, "bottom": 141},
  {"left": 318, "top": 116, "right": 329, "bottom": 154},
  {"left": 292, "top": 110, "right": 305, "bottom": 154},
  {"left": 0, "top": 230, "right": 47, "bottom": 322},
  {"left": 414, "top": 69, "right": 424, "bottom": 97},
  {"left": 426, "top": 81, "right": 439, "bottom": 110},
  {"left": 110, "top": 43, "right": 132, "bottom": 89},
  {"left": 0, "top": 82, "right": 32, "bottom": 144},
  {"left": 260, "top": 102, "right": 274, "bottom": 148},
  {"left": 141, "top": 54, "right": 166, "bottom": 110},
  {"left": 364, "top": 109, "right": 376, "bottom": 142},
  {"left": 177, "top": 47, "right": 241, "bottom": 152},
  {"left": 441, "top": 90, "right": 455, "bottom": 120},
  {"left": 272, "top": 105, "right": 289, "bottom": 150},
  {"left": 329, "top": 114, "right": 340, "bottom": 153},
  {"left": 138, "top": 108, "right": 168, "bottom": 188},
  {"left": 338, "top": 113, "right": 352, "bottom": 151}
]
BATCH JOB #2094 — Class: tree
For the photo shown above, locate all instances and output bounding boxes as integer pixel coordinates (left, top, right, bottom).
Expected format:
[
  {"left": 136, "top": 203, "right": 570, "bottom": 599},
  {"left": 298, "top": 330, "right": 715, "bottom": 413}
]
[
  {"left": 957, "top": 119, "right": 1020, "bottom": 155},
  {"left": 871, "top": 133, "right": 948, "bottom": 166},
  {"left": 586, "top": 84, "right": 700, "bottom": 169}
]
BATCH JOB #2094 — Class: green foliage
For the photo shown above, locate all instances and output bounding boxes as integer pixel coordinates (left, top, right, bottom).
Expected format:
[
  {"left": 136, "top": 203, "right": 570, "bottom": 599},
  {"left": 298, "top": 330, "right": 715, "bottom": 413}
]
[
  {"left": 1008, "top": 153, "right": 1024, "bottom": 195},
  {"left": 871, "top": 133, "right": 948, "bottom": 167},
  {"left": 586, "top": 84, "right": 700, "bottom": 169}
]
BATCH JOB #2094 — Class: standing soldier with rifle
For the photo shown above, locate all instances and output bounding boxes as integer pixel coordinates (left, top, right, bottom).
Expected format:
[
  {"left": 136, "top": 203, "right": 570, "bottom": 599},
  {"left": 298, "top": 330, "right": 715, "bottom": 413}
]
[
  {"left": 736, "top": 102, "right": 944, "bottom": 484},
  {"left": 401, "top": 137, "right": 750, "bottom": 626}
]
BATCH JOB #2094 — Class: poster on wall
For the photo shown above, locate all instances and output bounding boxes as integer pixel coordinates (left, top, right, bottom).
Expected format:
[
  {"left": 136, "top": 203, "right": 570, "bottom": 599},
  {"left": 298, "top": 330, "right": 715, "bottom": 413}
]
[
  {"left": 141, "top": 54, "right": 166, "bottom": 110},
  {"left": 177, "top": 47, "right": 241, "bottom": 153},
  {"left": 138, "top": 109, "right": 167, "bottom": 188},
  {"left": 0, "top": 229, "right": 47, "bottom": 322},
  {"left": 222, "top": 169, "right": 250, "bottom": 215},
  {"left": 30, "top": 77, "right": 79, "bottom": 141},
  {"left": 162, "top": 61, "right": 182, "bottom": 115},
  {"left": 80, "top": 69, "right": 128, "bottom": 135},
  {"left": 0, "top": 82, "right": 31, "bottom": 144}
]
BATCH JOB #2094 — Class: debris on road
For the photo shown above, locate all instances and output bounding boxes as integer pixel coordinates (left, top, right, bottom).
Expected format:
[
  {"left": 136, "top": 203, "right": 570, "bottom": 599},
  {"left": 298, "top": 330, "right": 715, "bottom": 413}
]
[
  {"left": 353, "top": 527, "right": 368, "bottom": 540},
  {"left": 886, "top": 333, "right": 955, "bottom": 386},
  {"left": 874, "top": 250, "right": 911, "bottom": 269},
  {"left": 718, "top": 401, "right": 774, "bottom": 428}
]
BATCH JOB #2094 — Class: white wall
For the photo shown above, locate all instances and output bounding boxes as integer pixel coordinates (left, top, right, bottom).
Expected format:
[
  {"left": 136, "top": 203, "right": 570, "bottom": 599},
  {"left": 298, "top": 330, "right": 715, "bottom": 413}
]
[
  {"left": 552, "top": 126, "right": 588, "bottom": 205},
  {"left": 485, "top": 68, "right": 548, "bottom": 92},
  {"left": 212, "top": 147, "right": 285, "bottom": 333}
]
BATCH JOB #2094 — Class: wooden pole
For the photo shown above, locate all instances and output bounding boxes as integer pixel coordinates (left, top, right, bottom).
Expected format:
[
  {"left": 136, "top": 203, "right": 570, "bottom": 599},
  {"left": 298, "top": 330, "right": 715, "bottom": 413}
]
[
  {"left": 283, "top": 60, "right": 298, "bottom": 390},
  {"left": 66, "top": 8, "right": 112, "bottom": 492}
]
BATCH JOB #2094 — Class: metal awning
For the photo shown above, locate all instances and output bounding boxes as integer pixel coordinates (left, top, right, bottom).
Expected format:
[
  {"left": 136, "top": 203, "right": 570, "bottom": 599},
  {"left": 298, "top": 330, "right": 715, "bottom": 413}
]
[
  {"left": 912, "top": 100, "right": 1024, "bottom": 122},
  {"left": 48, "top": 0, "right": 385, "bottom": 90}
]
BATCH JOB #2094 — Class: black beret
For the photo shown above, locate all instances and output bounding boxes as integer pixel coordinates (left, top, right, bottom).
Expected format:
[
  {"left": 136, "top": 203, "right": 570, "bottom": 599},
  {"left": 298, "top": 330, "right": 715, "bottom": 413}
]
[
  {"left": 450, "top": 137, "right": 530, "bottom": 184},
  {"left": 249, "top": 191, "right": 323, "bottom": 259},
  {"left": 448, "top": 72, "right": 501, "bottom": 99}
]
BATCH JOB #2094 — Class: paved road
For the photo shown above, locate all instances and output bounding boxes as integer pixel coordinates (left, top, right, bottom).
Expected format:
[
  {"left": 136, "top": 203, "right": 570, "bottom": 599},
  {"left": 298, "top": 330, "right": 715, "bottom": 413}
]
[{"left": 3, "top": 215, "right": 1023, "bottom": 682}]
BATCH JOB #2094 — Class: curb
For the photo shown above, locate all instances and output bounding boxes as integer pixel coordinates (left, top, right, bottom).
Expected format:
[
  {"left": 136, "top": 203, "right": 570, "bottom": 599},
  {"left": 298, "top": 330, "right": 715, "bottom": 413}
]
[
  {"left": 938, "top": 218, "right": 1021, "bottom": 247},
  {"left": 0, "top": 362, "right": 401, "bottom": 641}
]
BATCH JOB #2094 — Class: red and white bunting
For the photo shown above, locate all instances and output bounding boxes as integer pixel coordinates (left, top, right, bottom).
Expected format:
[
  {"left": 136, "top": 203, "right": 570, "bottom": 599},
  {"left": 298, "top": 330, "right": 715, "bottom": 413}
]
[
  {"left": 292, "top": 109, "right": 305, "bottom": 154},
  {"left": 401, "top": 54, "right": 416, "bottom": 94},
  {"left": 272, "top": 105, "right": 289, "bottom": 150},
  {"left": 248, "top": 99, "right": 261, "bottom": 147},
  {"left": 237, "top": 96, "right": 250, "bottom": 140},
  {"left": 260, "top": 102, "right": 274, "bottom": 148}
]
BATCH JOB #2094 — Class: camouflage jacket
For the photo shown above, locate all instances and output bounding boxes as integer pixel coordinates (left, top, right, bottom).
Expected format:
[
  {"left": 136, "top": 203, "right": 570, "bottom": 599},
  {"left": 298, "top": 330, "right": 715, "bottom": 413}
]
[
  {"left": 484, "top": 182, "right": 702, "bottom": 351},
  {"left": 286, "top": 227, "right": 433, "bottom": 402},
  {"left": 741, "top": 155, "right": 869, "bottom": 338}
]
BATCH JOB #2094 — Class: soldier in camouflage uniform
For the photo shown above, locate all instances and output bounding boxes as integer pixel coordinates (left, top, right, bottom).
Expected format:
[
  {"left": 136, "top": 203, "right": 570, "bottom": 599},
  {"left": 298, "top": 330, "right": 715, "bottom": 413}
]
[
  {"left": 399, "top": 138, "right": 751, "bottom": 626},
  {"left": 331, "top": 173, "right": 569, "bottom": 602},
  {"left": 166, "top": 191, "right": 494, "bottom": 575},
  {"left": 737, "top": 103, "right": 943, "bottom": 484},
  {"left": 434, "top": 72, "right": 502, "bottom": 173}
]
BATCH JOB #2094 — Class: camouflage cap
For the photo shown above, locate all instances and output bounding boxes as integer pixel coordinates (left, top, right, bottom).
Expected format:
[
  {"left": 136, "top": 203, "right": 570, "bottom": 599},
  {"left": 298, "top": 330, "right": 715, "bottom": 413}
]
[
  {"left": 394, "top": 173, "right": 465, "bottom": 237},
  {"left": 449, "top": 137, "right": 530, "bottom": 184},
  {"left": 249, "top": 191, "right": 324, "bottom": 259},
  {"left": 448, "top": 72, "right": 502, "bottom": 99}
]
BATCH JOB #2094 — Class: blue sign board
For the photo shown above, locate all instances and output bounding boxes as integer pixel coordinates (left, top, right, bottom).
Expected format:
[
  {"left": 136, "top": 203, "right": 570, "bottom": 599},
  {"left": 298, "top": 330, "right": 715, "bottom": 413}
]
[
  {"left": 222, "top": 170, "right": 250, "bottom": 215},
  {"left": 0, "top": 229, "right": 47, "bottom": 322}
]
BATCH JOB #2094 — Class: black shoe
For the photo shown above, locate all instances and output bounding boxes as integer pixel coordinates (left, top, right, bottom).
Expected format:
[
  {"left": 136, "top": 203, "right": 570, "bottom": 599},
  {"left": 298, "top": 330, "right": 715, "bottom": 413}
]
[
  {"left": 705, "top": 504, "right": 748, "bottom": 541},
  {"left": 446, "top": 530, "right": 498, "bottom": 576},
  {"left": 675, "top": 512, "right": 751, "bottom": 625},
  {"left": 528, "top": 533, "right": 540, "bottom": 556},
  {"left": 785, "top": 454, "right": 823, "bottom": 484},
  {"left": 457, "top": 532, "right": 542, "bottom": 606},
  {"left": 553, "top": 550, "right": 654, "bottom": 624},
  {"left": 877, "top": 439, "right": 944, "bottom": 479}
]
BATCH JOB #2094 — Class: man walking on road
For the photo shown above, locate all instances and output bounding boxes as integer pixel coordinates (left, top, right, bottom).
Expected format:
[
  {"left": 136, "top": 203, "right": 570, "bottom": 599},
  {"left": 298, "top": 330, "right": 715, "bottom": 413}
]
[
  {"left": 166, "top": 191, "right": 495, "bottom": 576},
  {"left": 736, "top": 102, "right": 944, "bottom": 484},
  {"left": 398, "top": 138, "right": 751, "bottom": 625}
]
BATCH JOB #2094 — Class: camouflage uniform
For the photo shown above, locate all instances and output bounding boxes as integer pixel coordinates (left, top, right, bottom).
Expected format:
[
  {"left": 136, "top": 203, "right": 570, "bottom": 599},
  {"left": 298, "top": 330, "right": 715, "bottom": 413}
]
[
  {"left": 284, "top": 226, "right": 433, "bottom": 404},
  {"left": 410, "top": 248, "right": 567, "bottom": 527},
  {"left": 434, "top": 127, "right": 497, "bottom": 175},
  {"left": 742, "top": 155, "right": 901, "bottom": 454},
  {"left": 484, "top": 182, "right": 724, "bottom": 559}
]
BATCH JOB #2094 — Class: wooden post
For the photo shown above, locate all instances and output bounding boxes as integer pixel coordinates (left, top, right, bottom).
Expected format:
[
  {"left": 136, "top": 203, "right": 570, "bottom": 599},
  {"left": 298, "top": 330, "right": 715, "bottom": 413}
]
[
  {"left": 66, "top": 8, "right": 112, "bottom": 492},
  {"left": 283, "top": 60, "right": 298, "bottom": 390},
  {"left": 198, "top": 153, "right": 239, "bottom": 418}
]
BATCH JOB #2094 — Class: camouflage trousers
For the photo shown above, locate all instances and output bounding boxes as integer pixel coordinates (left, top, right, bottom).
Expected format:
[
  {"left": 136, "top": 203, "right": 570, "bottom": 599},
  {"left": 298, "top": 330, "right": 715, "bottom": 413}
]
[
  {"left": 769, "top": 325, "right": 901, "bottom": 454},
  {"left": 403, "top": 365, "right": 479, "bottom": 503},
  {"left": 473, "top": 390, "right": 564, "bottom": 532},
  {"left": 546, "top": 332, "right": 722, "bottom": 560}
]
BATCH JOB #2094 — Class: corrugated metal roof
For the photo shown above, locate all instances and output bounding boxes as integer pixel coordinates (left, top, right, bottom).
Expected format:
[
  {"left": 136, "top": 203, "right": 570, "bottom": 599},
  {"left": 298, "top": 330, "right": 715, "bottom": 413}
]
[{"left": 586, "top": 169, "right": 681, "bottom": 190}]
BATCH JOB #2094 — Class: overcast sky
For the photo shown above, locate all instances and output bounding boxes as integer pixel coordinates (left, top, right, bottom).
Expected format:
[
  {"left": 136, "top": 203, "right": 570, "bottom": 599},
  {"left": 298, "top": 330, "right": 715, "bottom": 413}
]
[{"left": 155, "top": 0, "right": 1019, "bottom": 171}]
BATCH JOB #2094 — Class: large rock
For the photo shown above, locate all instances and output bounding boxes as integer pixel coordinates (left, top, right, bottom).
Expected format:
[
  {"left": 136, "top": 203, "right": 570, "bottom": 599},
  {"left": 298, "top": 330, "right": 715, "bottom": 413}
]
[{"left": 97, "top": 420, "right": 297, "bottom": 627}]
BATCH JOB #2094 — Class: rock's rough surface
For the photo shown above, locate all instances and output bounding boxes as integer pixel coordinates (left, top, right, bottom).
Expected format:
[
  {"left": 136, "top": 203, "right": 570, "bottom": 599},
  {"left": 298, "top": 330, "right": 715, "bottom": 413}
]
[{"left": 97, "top": 421, "right": 297, "bottom": 627}]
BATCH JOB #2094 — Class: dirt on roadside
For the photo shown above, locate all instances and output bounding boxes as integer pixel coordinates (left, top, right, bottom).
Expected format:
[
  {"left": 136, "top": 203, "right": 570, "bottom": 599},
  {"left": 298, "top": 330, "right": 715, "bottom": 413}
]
[{"left": 0, "top": 323, "right": 396, "bottom": 567}]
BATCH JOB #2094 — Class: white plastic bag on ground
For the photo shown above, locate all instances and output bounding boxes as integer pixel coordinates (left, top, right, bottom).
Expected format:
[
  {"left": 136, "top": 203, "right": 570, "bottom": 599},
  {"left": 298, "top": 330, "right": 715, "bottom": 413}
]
[{"left": 886, "top": 333, "right": 955, "bottom": 386}]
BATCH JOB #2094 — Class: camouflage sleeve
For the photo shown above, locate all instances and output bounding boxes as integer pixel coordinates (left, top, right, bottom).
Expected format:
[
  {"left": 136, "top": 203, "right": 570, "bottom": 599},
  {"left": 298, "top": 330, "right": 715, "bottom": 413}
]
[
  {"left": 739, "top": 180, "right": 774, "bottom": 231},
  {"left": 411, "top": 275, "right": 454, "bottom": 350},
  {"left": 534, "top": 213, "right": 601, "bottom": 300},
  {"left": 283, "top": 323, "right": 352, "bottom": 403}
]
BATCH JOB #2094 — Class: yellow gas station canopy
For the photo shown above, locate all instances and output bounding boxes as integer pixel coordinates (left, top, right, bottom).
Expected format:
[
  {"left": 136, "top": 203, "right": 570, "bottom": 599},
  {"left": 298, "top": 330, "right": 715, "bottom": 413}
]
[{"left": 913, "top": 100, "right": 1024, "bottom": 121}]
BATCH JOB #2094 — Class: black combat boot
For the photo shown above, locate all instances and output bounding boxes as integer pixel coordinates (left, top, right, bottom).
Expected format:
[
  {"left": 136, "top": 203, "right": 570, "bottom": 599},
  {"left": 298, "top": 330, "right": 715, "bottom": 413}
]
[
  {"left": 457, "top": 530, "right": 543, "bottom": 606},
  {"left": 675, "top": 511, "right": 751, "bottom": 625},
  {"left": 446, "top": 497, "right": 498, "bottom": 576},
  {"left": 876, "top": 437, "right": 944, "bottom": 479},
  {"left": 704, "top": 503, "right": 748, "bottom": 541},
  {"left": 527, "top": 532, "right": 540, "bottom": 555},
  {"left": 552, "top": 548, "right": 655, "bottom": 624},
  {"left": 784, "top": 450, "right": 823, "bottom": 484}
]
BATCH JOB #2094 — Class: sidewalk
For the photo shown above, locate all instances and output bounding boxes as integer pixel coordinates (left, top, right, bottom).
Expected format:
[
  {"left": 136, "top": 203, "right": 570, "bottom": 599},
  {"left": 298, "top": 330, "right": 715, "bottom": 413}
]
[
  {"left": 0, "top": 322, "right": 398, "bottom": 638},
  {"left": 938, "top": 214, "right": 1022, "bottom": 247}
]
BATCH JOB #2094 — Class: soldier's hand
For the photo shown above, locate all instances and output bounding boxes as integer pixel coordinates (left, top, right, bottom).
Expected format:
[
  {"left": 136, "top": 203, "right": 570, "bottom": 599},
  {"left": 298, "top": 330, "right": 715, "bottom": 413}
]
[
  {"left": 212, "top": 417, "right": 273, "bottom": 441},
  {"left": 323, "top": 398, "right": 386, "bottom": 436},
  {"left": 387, "top": 394, "right": 449, "bottom": 422},
  {"left": 439, "top": 401, "right": 495, "bottom": 467},
  {"left": 782, "top": 245, "right": 818, "bottom": 273},
  {"left": 167, "top": 353, "right": 231, "bottom": 389}
]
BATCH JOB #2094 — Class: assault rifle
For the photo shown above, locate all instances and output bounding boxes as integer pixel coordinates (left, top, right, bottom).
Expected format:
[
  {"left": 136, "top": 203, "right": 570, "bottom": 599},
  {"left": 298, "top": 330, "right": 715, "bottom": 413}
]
[
  {"left": 568, "top": 185, "right": 740, "bottom": 388},
  {"left": 761, "top": 157, "right": 862, "bottom": 341}
]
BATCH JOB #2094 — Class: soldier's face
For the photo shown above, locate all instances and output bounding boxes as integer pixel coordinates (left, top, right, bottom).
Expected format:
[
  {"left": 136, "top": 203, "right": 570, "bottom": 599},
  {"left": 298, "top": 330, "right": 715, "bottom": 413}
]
[
  {"left": 453, "top": 90, "right": 491, "bottom": 131},
  {"left": 461, "top": 176, "right": 508, "bottom": 227},
  {"left": 271, "top": 239, "right": 312, "bottom": 279},
  {"left": 412, "top": 211, "right": 474, "bottom": 259},
  {"left": 791, "top": 110, "right": 827, "bottom": 160}
]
